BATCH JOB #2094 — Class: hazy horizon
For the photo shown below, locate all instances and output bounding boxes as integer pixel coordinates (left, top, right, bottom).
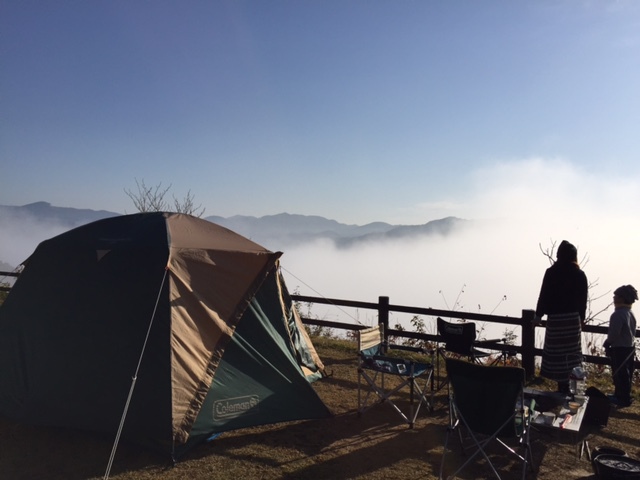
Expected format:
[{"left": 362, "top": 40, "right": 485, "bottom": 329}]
[{"left": 2, "top": 159, "right": 637, "bottom": 337}]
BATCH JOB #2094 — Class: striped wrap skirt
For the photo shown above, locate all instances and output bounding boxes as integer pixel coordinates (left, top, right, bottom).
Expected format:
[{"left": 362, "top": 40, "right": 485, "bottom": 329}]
[{"left": 540, "top": 312, "right": 583, "bottom": 382}]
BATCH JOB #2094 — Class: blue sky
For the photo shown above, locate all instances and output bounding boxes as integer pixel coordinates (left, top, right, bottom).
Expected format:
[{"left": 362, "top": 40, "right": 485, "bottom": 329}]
[
  {"left": 3, "top": 0, "right": 640, "bottom": 330},
  {"left": 3, "top": 1, "right": 640, "bottom": 225}
]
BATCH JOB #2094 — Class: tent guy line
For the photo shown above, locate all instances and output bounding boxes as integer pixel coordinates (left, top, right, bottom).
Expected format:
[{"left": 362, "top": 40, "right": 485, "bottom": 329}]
[
  {"left": 280, "top": 265, "right": 365, "bottom": 326},
  {"left": 104, "top": 267, "right": 169, "bottom": 479}
]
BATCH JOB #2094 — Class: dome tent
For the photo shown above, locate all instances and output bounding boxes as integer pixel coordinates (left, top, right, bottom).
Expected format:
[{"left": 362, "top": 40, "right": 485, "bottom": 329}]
[{"left": 0, "top": 212, "right": 330, "bottom": 459}]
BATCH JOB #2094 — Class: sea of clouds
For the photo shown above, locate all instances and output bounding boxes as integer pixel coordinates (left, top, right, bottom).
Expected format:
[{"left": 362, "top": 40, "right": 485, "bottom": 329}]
[
  {"left": 280, "top": 158, "right": 640, "bottom": 344},
  {"left": 2, "top": 158, "right": 639, "bottom": 345}
]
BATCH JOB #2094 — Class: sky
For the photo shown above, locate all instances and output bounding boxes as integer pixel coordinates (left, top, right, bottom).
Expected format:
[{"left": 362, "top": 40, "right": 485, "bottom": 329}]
[
  {"left": 2, "top": 1, "right": 640, "bottom": 224},
  {"left": 2, "top": 1, "right": 640, "bottom": 334}
]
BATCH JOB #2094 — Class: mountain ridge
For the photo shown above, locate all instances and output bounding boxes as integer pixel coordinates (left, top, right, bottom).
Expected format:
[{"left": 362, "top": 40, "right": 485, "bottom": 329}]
[
  {"left": 0, "top": 202, "right": 469, "bottom": 264},
  {"left": 0, "top": 202, "right": 120, "bottom": 228}
]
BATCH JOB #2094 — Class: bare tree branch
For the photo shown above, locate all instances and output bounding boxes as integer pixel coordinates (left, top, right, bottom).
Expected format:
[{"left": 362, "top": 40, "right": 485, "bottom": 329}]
[
  {"left": 124, "top": 179, "right": 205, "bottom": 217},
  {"left": 172, "top": 190, "right": 205, "bottom": 217},
  {"left": 538, "top": 240, "right": 557, "bottom": 265}
]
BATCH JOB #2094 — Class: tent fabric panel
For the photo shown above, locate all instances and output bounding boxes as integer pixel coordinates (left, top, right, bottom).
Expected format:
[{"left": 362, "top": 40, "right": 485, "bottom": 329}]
[
  {"left": 168, "top": 248, "right": 281, "bottom": 443},
  {"left": 247, "top": 267, "right": 326, "bottom": 380},
  {"left": 184, "top": 278, "right": 331, "bottom": 448},
  {"left": 166, "top": 213, "right": 269, "bottom": 252},
  {"left": 33, "top": 211, "right": 171, "bottom": 252},
  {"left": 169, "top": 248, "right": 279, "bottom": 322},
  {"left": 274, "top": 269, "right": 326, "bottom": 380},
  {"left": 0, "top": 240, "right": 176, "bottom": 453},
  {"left": 168, "top": 270, "right": 226, "bottom": 444}
]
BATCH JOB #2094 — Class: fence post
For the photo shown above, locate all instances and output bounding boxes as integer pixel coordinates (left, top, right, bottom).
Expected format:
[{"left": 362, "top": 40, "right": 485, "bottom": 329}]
[
  {"left": 521, "top": 309, "right": 536, "bottom": 378},
  {"left": 379, "top": 296, "right": 390, "bottom": 346}
]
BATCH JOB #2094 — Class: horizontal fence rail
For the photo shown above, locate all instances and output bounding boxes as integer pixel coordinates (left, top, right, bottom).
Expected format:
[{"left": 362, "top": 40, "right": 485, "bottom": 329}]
[
  {"left": 1, "top": 277, "right": 635, "bottom": 378},
  {"left": 0, "top": 271, "right": 19, "bottom": 292},
  {"left": 292, "top": 294, "right": 639, "bottom": 379}
]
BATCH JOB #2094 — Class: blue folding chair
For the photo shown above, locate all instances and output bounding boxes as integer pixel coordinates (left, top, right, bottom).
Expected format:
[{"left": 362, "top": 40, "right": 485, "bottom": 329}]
[{"left": 357, "top": 324, "right": 434, "bottom": 428}]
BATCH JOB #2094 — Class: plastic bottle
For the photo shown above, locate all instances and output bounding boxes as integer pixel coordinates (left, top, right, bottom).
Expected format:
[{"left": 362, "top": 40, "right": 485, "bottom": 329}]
[{"left": 569, "top": 365, "right": 586, "bottom": 396}]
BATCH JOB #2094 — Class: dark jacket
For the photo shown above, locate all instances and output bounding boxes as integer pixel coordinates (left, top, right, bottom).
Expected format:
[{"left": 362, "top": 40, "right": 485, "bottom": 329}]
[{"left": 535, "top": 261, "right": 588, "bottom": 322}]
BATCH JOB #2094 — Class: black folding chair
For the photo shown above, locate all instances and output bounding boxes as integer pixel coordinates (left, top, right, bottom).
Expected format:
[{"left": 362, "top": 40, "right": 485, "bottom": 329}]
[
  {"left": 436, "top": 317, "right": 510, "bottom": 392},
  {"left": 439, "top": 358, "right": 535, "bottom": 480},
  {"left": 357, "top": 324, "right": 434, "bottom": 428}
]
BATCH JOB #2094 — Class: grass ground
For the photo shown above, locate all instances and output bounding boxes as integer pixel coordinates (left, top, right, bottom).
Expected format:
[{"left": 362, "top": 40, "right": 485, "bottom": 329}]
[{"left": 1, "top": 335, "right": 638, "bottom": 480}]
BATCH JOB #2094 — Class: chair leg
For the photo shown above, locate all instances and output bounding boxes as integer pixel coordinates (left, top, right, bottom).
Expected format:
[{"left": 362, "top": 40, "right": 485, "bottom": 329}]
[
  {"left": 450, "top": 431, "right": 502, "bottom": 480},
  {"left": 406, "top": 370, "right": 433, "bottom": 427},
  {"left": 358, "top": 367, "right": 433, "bottom": 427},
  {"left": 488, "top": 350, "right": 510, "bottom": 366},
  {"left": 357, "top": 367, "right": 362, "bottom": 416},
  {"left": 409, "top": 372, "right": 415, "bottom": 426},
  {"left": 447, "top": 410, "right": 531, "bottom": 480},
  {"left": 358, "top": 368, "right": 384, "bottom": 415},
  {"left": 435, "top": 348, "right": 449, "bottom": 393},
  {"left": 439, "top": 426, "right": 453, "bottom": 480},
  {"left": 358, "top": 369, "right": 383, "bottom": 415}
]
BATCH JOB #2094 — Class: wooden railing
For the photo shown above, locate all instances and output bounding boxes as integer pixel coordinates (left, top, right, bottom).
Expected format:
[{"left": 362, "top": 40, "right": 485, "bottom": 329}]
[
  {"left": 0, "top": 271, "right": 19, "bottom": 292},
  {"left": 1, "top": 276, "right": 634, "bottom": 378},
  {"left": 292, "top": 294, "right": 637, "bottom": 379}
]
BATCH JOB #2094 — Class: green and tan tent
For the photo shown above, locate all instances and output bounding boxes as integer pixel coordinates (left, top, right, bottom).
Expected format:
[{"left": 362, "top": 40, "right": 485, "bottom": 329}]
[{"left": 0, "top": 212, "right": 330, "bottom": 458}]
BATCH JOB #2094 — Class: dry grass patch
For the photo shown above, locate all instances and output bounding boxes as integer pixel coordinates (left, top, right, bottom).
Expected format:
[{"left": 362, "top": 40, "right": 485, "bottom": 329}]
[{"left": 1, "top": 335, "right": 639, "bottom": 479}]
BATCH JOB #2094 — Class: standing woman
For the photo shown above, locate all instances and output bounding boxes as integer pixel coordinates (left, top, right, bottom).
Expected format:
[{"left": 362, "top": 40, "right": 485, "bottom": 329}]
[{"left": 535, "top": 240, "right": 589, "bottom": 393}]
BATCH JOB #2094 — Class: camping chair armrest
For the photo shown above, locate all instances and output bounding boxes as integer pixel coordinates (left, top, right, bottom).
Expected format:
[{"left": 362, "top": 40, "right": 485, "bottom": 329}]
[
  {"left": 474, "top": 338, "right": 507, "bottom": 346},
  {"left": 474, "top": 338, "right": 517, "bottom": 356},
  {"left": 388, "top": 344, "right": 434, "bottom": 356}
]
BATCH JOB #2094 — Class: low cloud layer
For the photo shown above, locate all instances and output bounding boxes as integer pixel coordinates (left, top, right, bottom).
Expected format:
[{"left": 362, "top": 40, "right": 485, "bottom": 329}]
[
  {"left": 2, "top": 158, "right": 638, "bottom": 337},
  {"left": 0, "top": 211, "right": 69, "bottom": 270},
  {"left": 281, "top": 158, "right": 640, "bottom": 332}
]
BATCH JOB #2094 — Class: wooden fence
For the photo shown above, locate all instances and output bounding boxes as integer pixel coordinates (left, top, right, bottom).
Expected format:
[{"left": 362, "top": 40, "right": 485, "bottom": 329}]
[
  {"left": 0, "top": 271, "right": 19, "bottom": 292},
  {"left": 292, "top": 294, "right": 638, "bottom": 379},
  {"left": 1, "top": 273, "right": 634, "bottom": 379}
]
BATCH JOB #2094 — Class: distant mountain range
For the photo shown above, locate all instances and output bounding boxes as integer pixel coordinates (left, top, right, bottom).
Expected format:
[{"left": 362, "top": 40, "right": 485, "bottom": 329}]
[
  {"left": 0, "top": 201, "right": 120, "bottom": 229},
  {"left": 0, "top": 201, "right": 469, "bottom": 259},
  {"left": 206, "top": 212, "right": 467, "bottom": 249}
]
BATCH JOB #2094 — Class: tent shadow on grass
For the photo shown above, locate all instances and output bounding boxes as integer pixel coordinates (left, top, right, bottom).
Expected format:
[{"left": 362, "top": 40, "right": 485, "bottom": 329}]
[{"left": 191, "top": 411, "right": 446, "bottom": 480}]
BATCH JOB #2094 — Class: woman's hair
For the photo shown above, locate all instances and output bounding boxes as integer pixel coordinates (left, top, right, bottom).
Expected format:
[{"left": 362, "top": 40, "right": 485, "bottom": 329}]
[{"left": 557, "top": 240, "right": 578, "bottom": 264}]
